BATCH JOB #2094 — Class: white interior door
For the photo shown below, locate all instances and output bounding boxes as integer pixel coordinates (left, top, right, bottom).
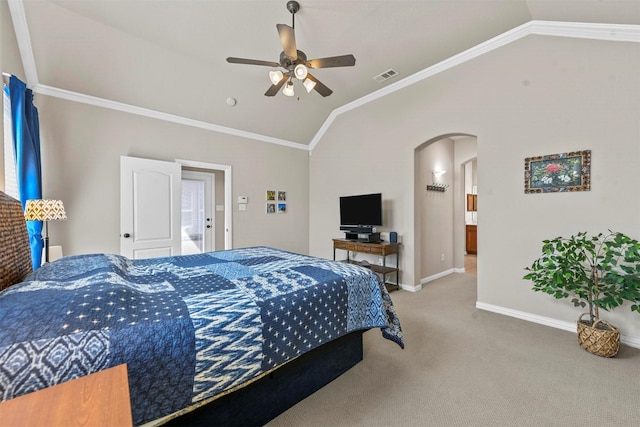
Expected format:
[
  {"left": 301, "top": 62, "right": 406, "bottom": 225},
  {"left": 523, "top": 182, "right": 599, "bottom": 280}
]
[
  {"left": 181, "top": 170, "right": 215, "bottom": 254},
  {"left": 120, "top": 156, "right": 181, "bottom": 259}
]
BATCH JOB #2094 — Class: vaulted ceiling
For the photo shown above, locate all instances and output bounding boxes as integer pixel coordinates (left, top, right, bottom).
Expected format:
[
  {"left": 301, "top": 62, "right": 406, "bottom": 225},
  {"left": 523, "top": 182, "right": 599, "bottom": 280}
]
[{"left": 8, "top": 0, "right": 640, "bottom": 148}]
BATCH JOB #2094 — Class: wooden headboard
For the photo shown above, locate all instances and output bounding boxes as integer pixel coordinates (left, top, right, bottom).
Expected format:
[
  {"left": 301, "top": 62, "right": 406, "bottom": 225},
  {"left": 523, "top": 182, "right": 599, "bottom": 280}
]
[{"left": 0, "top": 191, "right": 32, "bottom": 291}]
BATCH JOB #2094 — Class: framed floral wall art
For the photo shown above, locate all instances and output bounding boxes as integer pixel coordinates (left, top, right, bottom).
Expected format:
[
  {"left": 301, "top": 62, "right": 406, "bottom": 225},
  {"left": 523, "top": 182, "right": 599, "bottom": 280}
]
[{"left": 524, "top": 150, "right": 591, "bottom": 194}]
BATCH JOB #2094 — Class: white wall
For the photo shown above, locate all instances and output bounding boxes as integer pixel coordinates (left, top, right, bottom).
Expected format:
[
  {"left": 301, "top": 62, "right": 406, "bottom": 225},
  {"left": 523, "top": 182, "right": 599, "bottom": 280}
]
[
  {"left": 36, "top": 95, "right": 310, "bottom": 256},
  {"left": 309, "top": 35, "right": 640, "bottom": 338},
  {"left": 2, "top": 0, "right": 311, "bottom": 258},
  {"left": 417, "top": 138, "right": 454, "bottom": 279}
]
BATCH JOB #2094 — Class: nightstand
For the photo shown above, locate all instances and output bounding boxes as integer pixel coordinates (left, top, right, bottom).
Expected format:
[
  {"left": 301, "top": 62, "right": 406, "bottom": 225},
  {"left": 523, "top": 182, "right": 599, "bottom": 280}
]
[{"left": 0, "top": 364, "right": 132, "bottom": 427}]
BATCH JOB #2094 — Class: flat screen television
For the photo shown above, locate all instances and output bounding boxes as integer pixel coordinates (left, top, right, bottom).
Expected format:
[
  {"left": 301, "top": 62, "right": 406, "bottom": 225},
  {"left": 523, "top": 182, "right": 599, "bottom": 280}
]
[{"left": 339, "top": 193, "right": 382, "bottom": 228}]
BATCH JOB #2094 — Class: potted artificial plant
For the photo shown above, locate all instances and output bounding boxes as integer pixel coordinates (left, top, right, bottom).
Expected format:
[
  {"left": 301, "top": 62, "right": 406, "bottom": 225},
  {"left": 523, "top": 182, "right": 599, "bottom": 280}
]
[{"left": 523, "top": 230, "right": 640, "bottom": 357}]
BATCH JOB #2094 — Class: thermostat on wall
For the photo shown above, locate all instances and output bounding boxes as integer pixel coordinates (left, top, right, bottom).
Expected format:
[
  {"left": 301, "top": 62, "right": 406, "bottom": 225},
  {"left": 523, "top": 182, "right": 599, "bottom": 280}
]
[{"left": 237, "top": 196, "right": 248, "bottom": 204}]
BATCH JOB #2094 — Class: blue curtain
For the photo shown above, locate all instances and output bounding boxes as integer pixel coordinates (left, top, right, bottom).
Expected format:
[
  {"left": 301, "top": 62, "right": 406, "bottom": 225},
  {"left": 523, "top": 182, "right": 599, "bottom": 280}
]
[{"left": 9, "top": 76, "right": 43, "bottom": 268}]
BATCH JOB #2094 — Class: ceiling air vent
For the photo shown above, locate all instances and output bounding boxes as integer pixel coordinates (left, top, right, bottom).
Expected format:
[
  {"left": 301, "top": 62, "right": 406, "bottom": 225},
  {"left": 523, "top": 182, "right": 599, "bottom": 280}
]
[{"left": 373, "top": 68, "right": 399, "bottom": 83}]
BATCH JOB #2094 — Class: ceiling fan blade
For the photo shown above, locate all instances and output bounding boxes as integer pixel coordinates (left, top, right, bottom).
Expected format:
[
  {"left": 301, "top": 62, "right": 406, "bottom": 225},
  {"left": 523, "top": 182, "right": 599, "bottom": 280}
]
[
  {"left": 227, "top": 57, "right": 280, "bottom": 67},
  {"left": 308, "top": 54, "right": 356, "bottom": 69},
  {"left": 276, "top": 24, "right": 297, "bottom": 60},
  {"left": 264, "top": 77, "right": 288, "bottom": 97},
  {"left": 305, "top": 73, "right": 333, "bottom": 97}
]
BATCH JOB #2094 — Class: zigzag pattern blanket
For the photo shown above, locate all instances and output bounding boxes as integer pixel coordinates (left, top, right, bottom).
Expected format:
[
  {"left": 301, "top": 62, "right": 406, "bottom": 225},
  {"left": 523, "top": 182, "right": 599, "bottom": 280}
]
[{"left": 0, "top": 246, "right": 403, "bottom": 424}]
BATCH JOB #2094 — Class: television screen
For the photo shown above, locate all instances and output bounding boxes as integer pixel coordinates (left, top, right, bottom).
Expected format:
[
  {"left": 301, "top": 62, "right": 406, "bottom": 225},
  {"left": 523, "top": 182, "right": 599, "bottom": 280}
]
[{"left": 339, "top": 193, "right": 382, "bottom": 226}]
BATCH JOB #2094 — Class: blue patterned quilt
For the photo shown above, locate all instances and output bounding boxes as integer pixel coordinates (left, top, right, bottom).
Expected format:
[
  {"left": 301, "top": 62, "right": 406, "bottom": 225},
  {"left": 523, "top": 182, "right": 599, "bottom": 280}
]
[{"left": 0, "top": 246, "right": 403, "bottom": 424}]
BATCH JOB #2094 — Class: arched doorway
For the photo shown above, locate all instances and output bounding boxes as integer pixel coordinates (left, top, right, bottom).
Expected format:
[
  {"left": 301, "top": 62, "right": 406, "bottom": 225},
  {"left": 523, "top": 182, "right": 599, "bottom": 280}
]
[{"left": 414, "top": 134, "right": 477, "bottom": 287}]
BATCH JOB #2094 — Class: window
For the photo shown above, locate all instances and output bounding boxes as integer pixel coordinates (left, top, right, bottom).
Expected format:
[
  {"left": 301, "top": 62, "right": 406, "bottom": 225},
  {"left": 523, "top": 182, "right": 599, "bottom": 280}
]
[{"left": 3, "top": 83, "right": 18, "bottom": 199}]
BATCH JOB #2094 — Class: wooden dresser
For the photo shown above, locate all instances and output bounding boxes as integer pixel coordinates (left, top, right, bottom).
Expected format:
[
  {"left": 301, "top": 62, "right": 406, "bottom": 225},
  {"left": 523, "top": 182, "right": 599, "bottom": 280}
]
[
  {"left": 333, "top": 239, "right": 400, "bottom": 290},
  {"left": 0, "top": 364, "right": 132, "bottom": 427}
]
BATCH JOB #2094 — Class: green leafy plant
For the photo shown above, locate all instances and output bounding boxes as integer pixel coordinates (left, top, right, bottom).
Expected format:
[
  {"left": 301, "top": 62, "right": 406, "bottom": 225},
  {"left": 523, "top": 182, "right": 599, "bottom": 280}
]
[{"left": 523, "top": 231, "right": 640, "bottom": 325}]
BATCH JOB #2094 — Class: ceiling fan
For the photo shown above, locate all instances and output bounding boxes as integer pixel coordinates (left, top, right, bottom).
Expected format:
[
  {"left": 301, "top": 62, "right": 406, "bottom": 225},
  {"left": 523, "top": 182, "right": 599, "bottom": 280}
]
[{"left": 226, "top": 1, "right": 356, "bottom": 98}]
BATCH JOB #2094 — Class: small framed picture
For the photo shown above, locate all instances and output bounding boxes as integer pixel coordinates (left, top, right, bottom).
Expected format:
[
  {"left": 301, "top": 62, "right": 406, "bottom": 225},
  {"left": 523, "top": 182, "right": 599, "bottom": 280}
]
[
  {"left": 524, "top": 150, "right": 591, "bottom": 194},
  {"left": 278, "top": 191, "right": 286, "bottom": 201},
  {"left": 266, "top": 190, "right": 276, "bottom": 201},
  {"left": 266, "top": 203, "right": 276, "bottom": 214},
  {"left": 277, "top": 203, "right": 287, "bottom": 213}
]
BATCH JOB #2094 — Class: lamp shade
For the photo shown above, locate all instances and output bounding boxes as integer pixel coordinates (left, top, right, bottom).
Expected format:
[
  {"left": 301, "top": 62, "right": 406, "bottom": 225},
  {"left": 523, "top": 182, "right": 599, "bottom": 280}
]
[
  {"left": 303, "top": 78, "right": 316, "bottom": 93},
  {"left": 294, "top": 64, "right": 308, "bottom": 80},
  {"left": 269, "top": 70, "right": 284, "bottom": 85},
  {"left": 24, "top": 199, "right": 67, "bottom": 221},
  {"left": 283, "top": 81, "right": 295, "bottom": 97}
]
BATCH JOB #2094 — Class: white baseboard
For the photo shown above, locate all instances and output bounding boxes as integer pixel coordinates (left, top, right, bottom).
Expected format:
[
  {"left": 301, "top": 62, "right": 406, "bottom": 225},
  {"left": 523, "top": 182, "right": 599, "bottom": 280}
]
[
  {"left": 399, "top": 283, "right": 421, "bottom": 292},
  {"left": 476, "top": 301, "right": 640, "bottom": 349},
  {"left": 420, "top": 268, "right": 455, "bottom": 285},
  {"left": 411, "top": 268, "right": 463, "bottom": 292}
]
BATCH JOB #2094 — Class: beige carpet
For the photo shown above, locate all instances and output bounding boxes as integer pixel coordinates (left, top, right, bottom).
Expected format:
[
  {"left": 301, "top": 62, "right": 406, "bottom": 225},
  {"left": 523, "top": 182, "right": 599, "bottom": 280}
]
[{"left": 266, "top": 272, "right": 640, "bottom": 427}]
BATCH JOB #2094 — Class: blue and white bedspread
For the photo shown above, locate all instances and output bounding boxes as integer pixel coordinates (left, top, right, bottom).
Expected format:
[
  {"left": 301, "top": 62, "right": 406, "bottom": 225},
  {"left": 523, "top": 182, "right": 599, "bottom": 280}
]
[{"left": 0, "top": 246, "right": 403, "bottom": 424}]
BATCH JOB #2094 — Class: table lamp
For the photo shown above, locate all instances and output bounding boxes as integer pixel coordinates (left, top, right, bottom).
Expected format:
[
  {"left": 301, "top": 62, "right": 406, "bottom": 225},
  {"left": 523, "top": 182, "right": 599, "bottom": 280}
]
[{"left": 24, "top": 199, "right": 67, "bottom": 263}]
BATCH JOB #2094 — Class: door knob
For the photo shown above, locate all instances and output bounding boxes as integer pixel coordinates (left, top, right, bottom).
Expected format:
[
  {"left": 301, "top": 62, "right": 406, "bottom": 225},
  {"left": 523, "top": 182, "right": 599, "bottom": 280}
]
[
  {"left": 123, "top": 233, "right": 131, "bottom": 238},
  {"left": 206, "top": 225, "right": 211, "bottom": 229}
]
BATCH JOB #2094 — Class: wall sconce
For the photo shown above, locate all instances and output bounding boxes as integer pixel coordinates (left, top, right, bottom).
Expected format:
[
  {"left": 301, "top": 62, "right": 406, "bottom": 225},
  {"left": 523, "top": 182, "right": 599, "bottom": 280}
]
[
  {"left": 432, "top": 170, "right": 446, "bottom": 182},
  {"left": 427, "top": 170, "right": 448, "bottom": 192}
]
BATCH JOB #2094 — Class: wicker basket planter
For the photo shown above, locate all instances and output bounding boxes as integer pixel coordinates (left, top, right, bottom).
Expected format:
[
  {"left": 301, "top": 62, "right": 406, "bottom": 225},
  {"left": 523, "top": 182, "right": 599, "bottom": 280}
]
[
  {"left": 577, "top": 313, "right": 620, "bottom": 358},
  {"left": 525, "top": 231, "right": 640, "bottom": 358}
]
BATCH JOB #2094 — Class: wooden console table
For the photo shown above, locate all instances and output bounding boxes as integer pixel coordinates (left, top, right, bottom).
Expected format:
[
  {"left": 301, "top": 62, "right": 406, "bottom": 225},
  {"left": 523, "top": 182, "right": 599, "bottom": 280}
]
[
  {"left": 0, "top": 364, "right": 132, "bottom": 427},
  {"left": 333, "top": 239, "right": 400, "bottom": 290}
]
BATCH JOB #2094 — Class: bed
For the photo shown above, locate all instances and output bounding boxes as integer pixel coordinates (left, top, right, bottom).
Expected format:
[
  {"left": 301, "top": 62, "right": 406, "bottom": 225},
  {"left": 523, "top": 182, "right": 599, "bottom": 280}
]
[{"left": 0, "top": 191, "right": 403, "bottom": 425}]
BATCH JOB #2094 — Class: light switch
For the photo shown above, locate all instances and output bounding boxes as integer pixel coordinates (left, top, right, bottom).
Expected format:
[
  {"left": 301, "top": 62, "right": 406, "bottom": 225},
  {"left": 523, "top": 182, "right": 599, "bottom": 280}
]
[
  {"left": 216, "top": 205, "right": 224, "bottom": 211},
  {"left": 239, "top": 204, "right": 247, "bottom": 211},
  {"left": 237, "top": 196, "right": 248, "bottom": 204}
]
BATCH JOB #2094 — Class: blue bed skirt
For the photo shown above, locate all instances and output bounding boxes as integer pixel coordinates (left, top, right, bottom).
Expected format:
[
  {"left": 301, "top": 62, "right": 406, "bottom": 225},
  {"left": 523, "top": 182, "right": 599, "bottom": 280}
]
[{"left": 164, "top": 330, "right": 364, "bottom": 426}]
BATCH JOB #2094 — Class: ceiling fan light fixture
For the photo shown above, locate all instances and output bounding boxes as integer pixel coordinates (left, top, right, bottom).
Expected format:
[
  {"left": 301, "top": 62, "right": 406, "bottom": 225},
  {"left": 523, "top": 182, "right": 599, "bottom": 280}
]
[
  {"left": 226, "top": 1, "right": 355, "bottom": 98},
  {"left": 303, "top": 78, "right": 316, "bottom": 93},
  {"left": 294, "top": 64, "right": 308, "bottom": 80},
  {"left": 269, "top": 70, "right": 284, "bottom": 85},
  {"left": 283, "top": 80, "right": 295, "bottom": 96}
]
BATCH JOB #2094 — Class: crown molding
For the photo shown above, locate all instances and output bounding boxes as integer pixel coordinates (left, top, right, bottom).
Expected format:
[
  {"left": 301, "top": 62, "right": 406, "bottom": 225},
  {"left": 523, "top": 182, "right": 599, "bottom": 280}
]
[
  {"left": 8, "top": 0, "right": 639, "bottom": 151},
  {"left": 33, "top": 84, "right": 308, "bottom": 150},
  {"left": 8, "top": 0, "right": 39, "bottom": 87},
  {"left": 308, "top": 20, "right": 640, "bottom": 150},
  {"left": 308, "top": 20, "right": 530, "bottom": 149},
  {"left": 529, "top": 20, "right": 640, "bottom": 42}
]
